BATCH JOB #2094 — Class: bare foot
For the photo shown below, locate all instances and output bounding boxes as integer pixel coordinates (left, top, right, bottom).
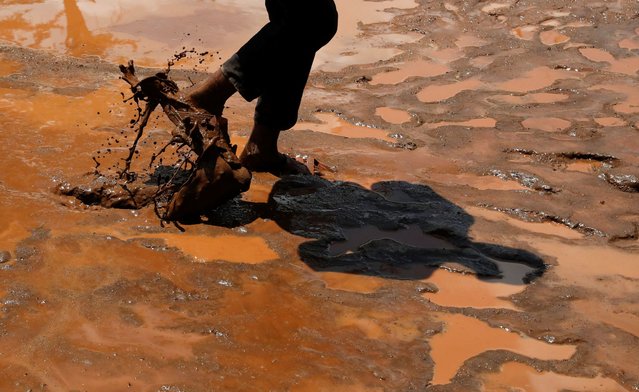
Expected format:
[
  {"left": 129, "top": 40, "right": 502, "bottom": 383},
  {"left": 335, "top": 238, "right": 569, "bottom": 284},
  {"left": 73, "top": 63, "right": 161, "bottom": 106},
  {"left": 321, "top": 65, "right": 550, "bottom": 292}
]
[{"left": 240, "top": 145, "right": 311, "bottom": 176}]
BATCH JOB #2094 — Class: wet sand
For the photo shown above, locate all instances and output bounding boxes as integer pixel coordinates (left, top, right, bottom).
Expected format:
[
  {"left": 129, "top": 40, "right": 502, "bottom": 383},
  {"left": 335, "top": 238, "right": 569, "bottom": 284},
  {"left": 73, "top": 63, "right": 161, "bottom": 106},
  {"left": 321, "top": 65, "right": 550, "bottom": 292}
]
[{"left": 1, "top": 0, "right": 639, "bottom": 391}]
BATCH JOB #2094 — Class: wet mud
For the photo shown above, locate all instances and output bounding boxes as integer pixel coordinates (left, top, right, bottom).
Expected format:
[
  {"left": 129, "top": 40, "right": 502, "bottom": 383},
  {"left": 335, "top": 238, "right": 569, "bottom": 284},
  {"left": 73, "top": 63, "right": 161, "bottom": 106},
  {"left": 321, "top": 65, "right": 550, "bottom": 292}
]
[{"left": 1, "top": 0, "right": 639, "bottom": 391}]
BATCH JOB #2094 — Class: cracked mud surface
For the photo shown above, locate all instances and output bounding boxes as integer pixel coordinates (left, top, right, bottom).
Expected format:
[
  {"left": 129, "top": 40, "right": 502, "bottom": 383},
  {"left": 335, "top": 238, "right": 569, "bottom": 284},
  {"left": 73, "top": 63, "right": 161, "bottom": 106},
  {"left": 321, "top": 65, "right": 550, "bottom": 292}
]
[{"left": 0, "top": 0, "right": 638, "bottom": 391}]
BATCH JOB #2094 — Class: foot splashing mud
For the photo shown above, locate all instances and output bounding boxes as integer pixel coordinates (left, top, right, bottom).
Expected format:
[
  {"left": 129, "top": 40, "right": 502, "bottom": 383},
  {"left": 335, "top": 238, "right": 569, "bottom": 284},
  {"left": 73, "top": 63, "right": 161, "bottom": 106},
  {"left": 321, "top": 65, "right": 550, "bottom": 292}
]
[{"left": 57, "top": 56, "right": 251, "bottom": 222}]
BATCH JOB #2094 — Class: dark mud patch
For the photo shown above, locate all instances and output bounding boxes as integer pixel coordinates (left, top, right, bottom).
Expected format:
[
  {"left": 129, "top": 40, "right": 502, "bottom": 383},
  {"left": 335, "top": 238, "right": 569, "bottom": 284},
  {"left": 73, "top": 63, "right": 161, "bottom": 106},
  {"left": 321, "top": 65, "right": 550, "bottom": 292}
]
[
  {"left": 504, "top": 148, "right": 620, "bottom": 168},
  {"left": 487, "top": 169, "right": 559, "bottom": 193},
  {"left": 600, "top": 173, "right": 639, "bottom": 193},
  {"left": 264, "top": 176, "right": 544, "bottom": 280}
]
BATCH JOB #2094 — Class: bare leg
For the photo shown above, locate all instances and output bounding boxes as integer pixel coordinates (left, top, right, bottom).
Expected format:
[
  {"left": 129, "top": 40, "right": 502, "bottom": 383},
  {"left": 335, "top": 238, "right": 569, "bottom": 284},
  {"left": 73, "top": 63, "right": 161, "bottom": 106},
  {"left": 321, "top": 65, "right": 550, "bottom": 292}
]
[{"left": 185, "top": 68, "right": 237, "bottom": 115}]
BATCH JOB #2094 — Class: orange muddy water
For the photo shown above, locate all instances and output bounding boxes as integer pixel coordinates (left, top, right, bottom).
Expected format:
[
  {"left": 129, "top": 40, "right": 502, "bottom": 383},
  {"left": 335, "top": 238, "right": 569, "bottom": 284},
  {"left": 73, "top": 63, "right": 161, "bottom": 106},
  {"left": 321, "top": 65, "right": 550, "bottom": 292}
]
[{"left": 1, "top": 0, "right": 639, "bottom": 391}]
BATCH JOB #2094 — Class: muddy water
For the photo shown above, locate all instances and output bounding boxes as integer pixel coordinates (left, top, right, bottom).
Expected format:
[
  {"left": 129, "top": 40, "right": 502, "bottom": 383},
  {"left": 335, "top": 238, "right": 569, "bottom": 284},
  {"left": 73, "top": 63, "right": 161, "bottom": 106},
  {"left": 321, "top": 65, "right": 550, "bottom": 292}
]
[
  {"left": 430, "top": 313, "right": 576, "bottom": 385},
  {"left": 2, "top": 0, "right": 639, "bottom": 391}
]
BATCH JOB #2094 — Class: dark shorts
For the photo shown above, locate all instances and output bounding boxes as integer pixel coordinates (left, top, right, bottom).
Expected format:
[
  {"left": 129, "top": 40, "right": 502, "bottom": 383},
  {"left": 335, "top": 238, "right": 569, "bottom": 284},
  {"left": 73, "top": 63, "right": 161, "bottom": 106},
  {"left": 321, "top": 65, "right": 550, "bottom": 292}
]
[{"left": 221, "top": 0, "right": 338, "bottom": 130}]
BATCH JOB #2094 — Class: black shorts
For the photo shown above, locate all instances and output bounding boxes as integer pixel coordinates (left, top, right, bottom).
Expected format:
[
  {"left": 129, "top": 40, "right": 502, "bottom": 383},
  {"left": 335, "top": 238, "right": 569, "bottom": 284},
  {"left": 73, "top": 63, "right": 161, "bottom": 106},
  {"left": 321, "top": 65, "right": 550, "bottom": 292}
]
[{"left": 221, "top": 0, "right": 338, "bottom": 130}]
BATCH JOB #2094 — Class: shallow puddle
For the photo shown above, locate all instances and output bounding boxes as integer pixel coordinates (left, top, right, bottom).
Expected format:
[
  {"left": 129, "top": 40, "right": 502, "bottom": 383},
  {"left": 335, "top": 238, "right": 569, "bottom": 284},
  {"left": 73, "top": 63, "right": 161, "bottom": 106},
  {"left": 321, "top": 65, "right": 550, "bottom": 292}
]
[
  {"left": 580, "top": 47, "right": 639, "bottom": 76},
  {"left": 522, "top": 117, "right": 571, "bottom": 132},
  {"left": 329, "top": 224, "right": 454, "bottom": 257},
  {"left": 423, "top": 259, "right": 534, "bottom": 310},
  {"left": 590, "top": 83, "right": 639, "bottom": 114},
  {"left": 417, "top": 78, "right": 483, "bottom": 103},
  {"left": 370, "top": 59, "right": 450, "bottom": 85},
  {"left": 375, "top": 106, "right": 412, "bottom": 124},
  {"left": 481, "top": 362, "right": 627, "bottom": 392},
  {"left": 317, "top": 271, "right": 386, "bottom": 294},
  {"left": 0, "top": 0, "right": 267, "bottom": 67},
  {"left": 494, "top": 66, "right": 580, "bottom": 93},
  {"left": 314, "top": 0, "right": 420, "bottom": 71},
  {"left": 143, "top": 233, "right": 279, "bottom": 264},
  {"left": 595, "top": 117, "right": 627, "bottom": 127},
  {"left": 294, "top": 112, "right": 395, "bottom": 142},
  {"left": 619, "top": 38, "right": 639, "bottom": 50},
  {"left": 512, "top": 25, "right": 539, "bottom": 41},
  {"left": 532, "top": 238, "right": 639, "bottom": 285},
  {"left": 426, "top": 173, "right": 527, "bottom": 191},
  {"left": 423, "top": 118, "right": 496, "bottom": 129},
  {"left": 430, "top": 313, "right": 576, "bottom": 385},
  {"left": 468, "top": 207, "right": 583, "bottom": 240}
]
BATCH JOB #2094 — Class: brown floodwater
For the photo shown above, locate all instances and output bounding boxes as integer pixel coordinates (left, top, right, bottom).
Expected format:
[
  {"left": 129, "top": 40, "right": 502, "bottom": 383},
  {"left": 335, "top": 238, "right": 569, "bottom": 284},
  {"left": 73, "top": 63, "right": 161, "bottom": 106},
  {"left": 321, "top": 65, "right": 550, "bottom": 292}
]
[
  {"left": 482, "top": 362, "right": 627, "bottom": 392},
  {"left": 430, "top": 313, "right": 576, "bottom": 385},
  {"left": 2, "top": 0, "right": 639, "bottom": 390}
]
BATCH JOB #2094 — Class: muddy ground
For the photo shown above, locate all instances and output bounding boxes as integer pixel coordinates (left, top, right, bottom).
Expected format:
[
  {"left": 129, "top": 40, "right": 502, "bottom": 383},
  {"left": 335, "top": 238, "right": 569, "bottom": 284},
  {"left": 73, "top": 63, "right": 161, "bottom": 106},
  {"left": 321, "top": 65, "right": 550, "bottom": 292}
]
[{"left": 0, "top": 0, "right": 638, "bottom": 391}]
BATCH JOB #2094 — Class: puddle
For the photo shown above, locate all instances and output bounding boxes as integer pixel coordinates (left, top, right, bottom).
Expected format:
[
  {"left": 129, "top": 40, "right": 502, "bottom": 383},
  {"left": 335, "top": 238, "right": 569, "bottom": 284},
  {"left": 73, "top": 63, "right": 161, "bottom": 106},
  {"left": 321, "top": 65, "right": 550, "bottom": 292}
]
[
  {"left": 468, "top": 207, "right": 583, "bottom": 240},
  {"left": 595, "top": 117, "right": 626, "bottom": 127},
  {"left": 488, "top": 93, "right": 570, "bottom": 105},
  {"left": 563, "top": 160, "right": 605, "bottom": 173},
  {"left": 573, "top": 300, "right": 639, "bottom": 338},
  {"left": 314, "top": 0, "right": 420, "bottom": 71},
  {"left": 539, "top": 30, "right": 570, "bottom": 46},
  {"left": 481, "top": 362, "right": 627, "bottom": 392},
  {"left": 619, "top": 38, "right": 639, "bottom": 50},
  {"left": 294, "top": 112, "right": 395, "bottom": 142},
  {"left": 317, "top": 271, "right": 386, "bottom": 294},
  {"left": 532, "top": 239, "right": 639, "bottom": 285},
  {"left": 0, "top": 0, "right": 420, "bottom": 71},
  {"left": 579, "top": 48, "right": 639, "bottom": 76},
  {"left": 423, "top": 118, "right": 496, "bottom": 129},
  {"left": 142, "top": 233, "right": 279, "bottom": 264},
  {"left": 375, "top": 107, "right": 412, "bottom": 124},
  {"left": 0, "top": 0, "right": 268, "bottom": 67},
  {"left": 495, "top": 66, "right": 580, "bottom": 93},
  {"left": 430, "top": 313, "right": 576, "bottom": 385},
  {"left": 522, "top": 117, "right": 572, "bottom": 132},
  {"left": 590, "top": 83, "right": 639, "bottom": 114},
  {"left": 370, "top": 59, "right": 450, "bottom": 85},
  {"left": 426, "top": 173, "right": 528, "bottom": 191},
  {"left": 423, "top": 258, "right": 534, "bottom": 310},
  {"left": 328, "top": 225, "right": 454, "bottom": 257},
  {"left": 417, "top": 78, "right": 483, "bottom": 103},
  {"left": 421, "top": 47, "right": 465, "bottom": 63},
  {"left": 512, "top": 25, "right": 539, "bottom": 41},
  {"left": 481, "top": 2, "right": 512, "bottom": 14}
]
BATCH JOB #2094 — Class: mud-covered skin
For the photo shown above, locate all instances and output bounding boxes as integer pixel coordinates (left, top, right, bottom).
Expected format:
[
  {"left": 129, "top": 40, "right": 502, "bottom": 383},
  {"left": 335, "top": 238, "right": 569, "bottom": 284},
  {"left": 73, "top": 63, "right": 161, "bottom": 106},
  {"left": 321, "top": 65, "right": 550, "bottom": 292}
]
[{"left": 1, "top": 0, "right": 639, "bottom": 391}]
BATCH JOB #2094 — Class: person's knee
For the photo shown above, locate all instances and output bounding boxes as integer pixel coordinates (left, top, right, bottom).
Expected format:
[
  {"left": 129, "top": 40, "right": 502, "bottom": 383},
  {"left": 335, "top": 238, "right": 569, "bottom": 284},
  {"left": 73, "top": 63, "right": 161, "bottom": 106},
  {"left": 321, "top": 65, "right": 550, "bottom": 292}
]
[{"left": 309, "top": 2, "right": 338, "bottom": 48}]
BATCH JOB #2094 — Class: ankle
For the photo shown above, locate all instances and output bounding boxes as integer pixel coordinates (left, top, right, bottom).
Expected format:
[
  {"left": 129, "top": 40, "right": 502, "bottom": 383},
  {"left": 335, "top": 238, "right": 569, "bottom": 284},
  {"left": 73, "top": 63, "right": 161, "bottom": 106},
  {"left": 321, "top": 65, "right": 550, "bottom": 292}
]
[{"left": 186, "top": 69, "right": 236, "bottom": 114}]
